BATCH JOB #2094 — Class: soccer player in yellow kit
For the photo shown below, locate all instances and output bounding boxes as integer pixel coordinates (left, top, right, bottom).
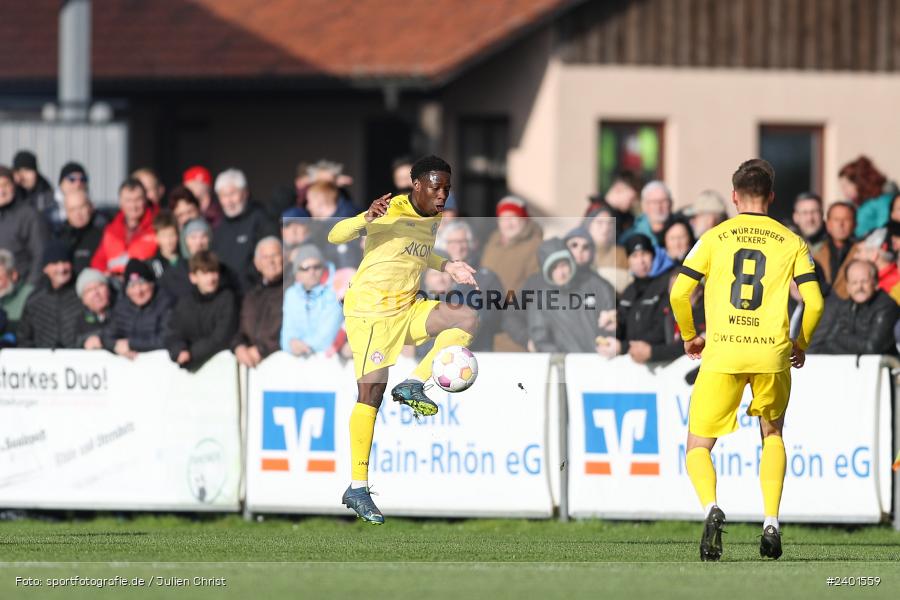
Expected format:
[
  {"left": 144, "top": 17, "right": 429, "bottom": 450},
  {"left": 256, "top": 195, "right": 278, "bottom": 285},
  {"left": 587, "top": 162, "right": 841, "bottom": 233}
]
[
  {"left": 328, "top": 155, "right": 479, "bottom": 524},
  {"left": 670, "top": 159, "right": 824, "bottom": 561}
]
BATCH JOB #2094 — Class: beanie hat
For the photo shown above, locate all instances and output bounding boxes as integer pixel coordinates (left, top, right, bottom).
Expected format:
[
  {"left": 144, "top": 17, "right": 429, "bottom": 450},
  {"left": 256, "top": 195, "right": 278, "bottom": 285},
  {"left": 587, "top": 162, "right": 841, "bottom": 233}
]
[
  {"left": 124, "top": 258, "right": 155, "bottom": 285},
  {"left": 538, "top": 238, "right": 576, "bottom": 286},
  {"left": 12, "top": 150, "right": 37, "bottom": 171},
  {"left": 292, "top": 244, "right": 324, "bottom": 275},
  {"left": 59, "top": 162, "right": 87, "bottom": 184},
  {"left": 496, "top": 195, "right": 528, "bottom": 218},
  {"left": 75, "top": 268, "right": 107, "bottom": 298},
  {"left": 183, "top": 165, "right": 212, "bottom": 186},
  {"left": 624, "top": 233, "right": 656, "bottom": 257},
  {"left": 42, "top": 240, "right": 72, "bottom": 266},
  {"left": 182, "top": 217, "right": 212, "bottom": 238}
]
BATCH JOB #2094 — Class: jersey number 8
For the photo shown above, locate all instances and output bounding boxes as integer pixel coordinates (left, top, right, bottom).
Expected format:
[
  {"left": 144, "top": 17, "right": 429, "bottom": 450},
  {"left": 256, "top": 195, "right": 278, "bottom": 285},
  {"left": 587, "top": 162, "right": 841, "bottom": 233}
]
[{"left": 730, "top": 248, "right": 766, "bottom": 311}]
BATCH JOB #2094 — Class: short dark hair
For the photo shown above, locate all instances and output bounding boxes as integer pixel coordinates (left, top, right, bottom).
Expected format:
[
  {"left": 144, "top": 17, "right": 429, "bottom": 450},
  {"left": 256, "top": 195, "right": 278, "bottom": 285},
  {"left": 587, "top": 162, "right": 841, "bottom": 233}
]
[
  {"left": 794, "top": 192, "right": 822, "bottom": 210},
  {"left": 610, "top": 169, "right": 641, "bottom": 193},
  {"left": 119, "top": 177, "right": 147, "bottom": 197},
  {"left": 189, "top": 250, "right": 220, "bottom": 274},
  {"left": 0, "top": 166, "right": 13, "bottom": 184},
  {"left": 153, "top": 210, "right": 177, "bottom": 232},
  {"left": 410, "top": 155, "right": 451, "bottom": 181},
  {"left": 732, "top": 159, "right": 774, "bottom": 199},
  {"left": 392, "top": 155, "right": 412, "bottom": 171},
  {"left": 826, "top": 200, "right": 857, "bottom": 221},
  {"left": 167, "top": 184, "right": 200, "bottom": 209}
]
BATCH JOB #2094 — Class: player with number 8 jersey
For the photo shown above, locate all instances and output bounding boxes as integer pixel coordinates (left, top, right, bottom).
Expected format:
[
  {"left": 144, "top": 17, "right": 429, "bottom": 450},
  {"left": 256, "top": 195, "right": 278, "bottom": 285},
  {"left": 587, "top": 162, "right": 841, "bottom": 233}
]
[{"left": 669, "top": 159, "right": 824, "bottom": 562}]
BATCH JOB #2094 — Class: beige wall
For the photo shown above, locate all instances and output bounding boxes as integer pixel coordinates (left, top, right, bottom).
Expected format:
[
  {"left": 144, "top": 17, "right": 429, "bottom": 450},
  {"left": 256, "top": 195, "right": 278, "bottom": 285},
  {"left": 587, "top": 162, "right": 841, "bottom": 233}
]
[
  {"left": 550, "top": 65, "right": 900, "bottom": 216},
  {"left": 441, "top": 28, "right": 558, "bottom": 216}
]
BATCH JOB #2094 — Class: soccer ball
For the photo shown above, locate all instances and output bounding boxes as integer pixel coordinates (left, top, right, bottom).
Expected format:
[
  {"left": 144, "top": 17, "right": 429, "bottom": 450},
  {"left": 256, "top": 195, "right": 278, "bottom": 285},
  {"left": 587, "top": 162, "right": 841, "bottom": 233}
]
[{"left": 432, "top": 346, "right": 478, "bottom": 392}]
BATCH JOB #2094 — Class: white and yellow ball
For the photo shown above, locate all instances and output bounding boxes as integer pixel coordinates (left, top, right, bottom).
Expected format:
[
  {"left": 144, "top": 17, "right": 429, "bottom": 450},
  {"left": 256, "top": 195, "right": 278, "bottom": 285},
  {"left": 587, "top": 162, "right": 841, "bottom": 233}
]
[{"left": 431, "top": 345, "right": 478, "bottom": 392}]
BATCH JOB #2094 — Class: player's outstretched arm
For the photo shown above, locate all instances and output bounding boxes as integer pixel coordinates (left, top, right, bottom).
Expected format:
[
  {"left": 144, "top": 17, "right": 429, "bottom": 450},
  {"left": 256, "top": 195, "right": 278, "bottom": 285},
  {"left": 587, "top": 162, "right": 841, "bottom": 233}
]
[{"left": 327, "top": 193, "right": 392, "bottom": 244}]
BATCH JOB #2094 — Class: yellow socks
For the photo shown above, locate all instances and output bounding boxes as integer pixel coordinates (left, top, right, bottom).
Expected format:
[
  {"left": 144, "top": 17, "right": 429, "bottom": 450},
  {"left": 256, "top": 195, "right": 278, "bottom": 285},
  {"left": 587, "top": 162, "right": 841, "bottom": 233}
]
[
  {"left": 686, "top": 447, "right": 717, "bottom": 509},
  {"left": 760, "top": 435, "right": 786, "bottom": 519},
  {"left": 411, "top": 328, "right": 474, "bottom": 382},
  {"left": 349, "top": 403, "right": 378, "bottom": 483}
]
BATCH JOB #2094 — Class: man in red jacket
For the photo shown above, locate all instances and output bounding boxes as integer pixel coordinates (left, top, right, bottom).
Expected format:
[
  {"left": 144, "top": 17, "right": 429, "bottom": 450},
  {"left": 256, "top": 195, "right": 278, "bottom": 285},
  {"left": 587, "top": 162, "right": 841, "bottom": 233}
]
[{"left": 90, "top": 178, "right": 158, "bottom": 277}]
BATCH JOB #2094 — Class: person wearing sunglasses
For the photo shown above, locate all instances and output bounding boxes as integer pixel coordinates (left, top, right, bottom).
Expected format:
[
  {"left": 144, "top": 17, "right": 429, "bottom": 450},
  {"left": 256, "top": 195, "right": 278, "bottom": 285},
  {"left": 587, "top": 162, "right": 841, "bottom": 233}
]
[{"left": 280, "top": 243, "right": 342, "bottom": 359}]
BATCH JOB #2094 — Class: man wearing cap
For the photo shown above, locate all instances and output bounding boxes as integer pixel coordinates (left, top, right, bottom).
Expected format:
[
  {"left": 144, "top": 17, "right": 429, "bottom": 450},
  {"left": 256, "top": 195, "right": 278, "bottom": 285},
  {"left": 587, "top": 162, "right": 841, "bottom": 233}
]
[
  {"left": 17, "top": 241, "right": 82, "bottom": 348},
  {"left": 603, "top": 233, "right": 683, "bottom": 364},
  {"left": 91, "top": 178, "right": 159, "bottom": 277},
  {"left": 280, "top": 244, "right": 343, "bottom": 357},
  {"left": 528, "top": 237, "right": 616, "bottom": 353},
  {"left": 54, "top": 162, "right": 90, "bottom": 233},
  {"left": 684, "top": 190, "right": 728, "bottom": 237},
  {"left": 12, "top": 150, "right": 55, "bottom": 222},
  {"left": 183, "top": 166, "right": 223, "bottom": 228},
  {"left": 481, "top": 195, "right": 543, "bottom": 295},
  {"left": 102, "top": 258, "right": 174, "bottom": 358},
  {"left": 57, "top": 189, "right": 106, "bottom": 277},
  {"left": 74, "top": 268, "right": 114, "bottom": 349},
  {"left": 0, "top": 166, "right": 48, "bottom": 286}
]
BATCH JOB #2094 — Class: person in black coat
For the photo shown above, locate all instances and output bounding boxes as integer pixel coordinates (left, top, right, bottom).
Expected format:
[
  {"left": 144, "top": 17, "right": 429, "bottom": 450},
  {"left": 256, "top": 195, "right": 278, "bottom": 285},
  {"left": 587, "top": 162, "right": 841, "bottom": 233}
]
[
  {"left": 210, "top": 169, "right": 278, "bottom": 294},
  {"left": 12, "top": 151, "right": 56, "bottom": 227},
  {"left": 56, "top": 189, "right": 106, "bottom": 276},
  {"left": 101, "top": 258, "right": 174, "bottom": 358},
  {"left": 610, "top": 234, "right": 696, "bottom": 363},
  {"left": 0, "top": 166, "right": 48, "bottom": 286},
  {"left": 166, "top": 251, "right": 238, "bottom": 370},
  {"left": 808, "top": 259, "right": 899, "bottom": 355},
  {"left": 17, "top": 241, "right": 83, "bottom": 348}
]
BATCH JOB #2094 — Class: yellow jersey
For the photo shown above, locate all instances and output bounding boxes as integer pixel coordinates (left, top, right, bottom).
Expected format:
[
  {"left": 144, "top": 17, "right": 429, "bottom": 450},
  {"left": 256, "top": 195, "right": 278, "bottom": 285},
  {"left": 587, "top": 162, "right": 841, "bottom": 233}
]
[
  {"left": 675, "top": 213, "right": 817, "bottom": 373},
  {"left": 327, "top": 194, "right": 445, "bottom": 318}
]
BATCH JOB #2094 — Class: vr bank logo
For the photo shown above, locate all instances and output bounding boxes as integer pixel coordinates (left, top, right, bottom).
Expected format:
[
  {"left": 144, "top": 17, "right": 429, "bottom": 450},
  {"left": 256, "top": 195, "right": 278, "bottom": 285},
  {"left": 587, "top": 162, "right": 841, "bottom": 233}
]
[
  {"left": 584, "top": 392, "right": 659, "bottom": 476},
  {"left": 261, "top": 391, "right": 336, "bottom": 472}
]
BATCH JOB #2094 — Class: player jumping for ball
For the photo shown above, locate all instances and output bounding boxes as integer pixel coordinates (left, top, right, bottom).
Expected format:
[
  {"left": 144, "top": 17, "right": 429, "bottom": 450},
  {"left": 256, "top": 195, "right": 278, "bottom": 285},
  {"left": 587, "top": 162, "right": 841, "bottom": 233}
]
[
  {"left": 670, "top": 159, "right": 824, "bottom": 561},
  {"left": 328, "top": 155, "right": 479, "bottom": 524}
]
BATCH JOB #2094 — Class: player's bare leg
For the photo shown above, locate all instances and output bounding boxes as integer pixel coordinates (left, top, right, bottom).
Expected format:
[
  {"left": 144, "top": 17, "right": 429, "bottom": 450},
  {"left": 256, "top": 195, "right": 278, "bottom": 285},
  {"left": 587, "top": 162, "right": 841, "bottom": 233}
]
[
  {"left": 391, "top": 303, "right": 478, "bottom": 417},
  {"left": 758, "top": 414, "right": 786, "bottom": 559},
  {"left": 343, "top": 369, "right": 389, "bottom": 524},
  {"left": 687, "top": 433, "right": 726, "bottom": 561}
]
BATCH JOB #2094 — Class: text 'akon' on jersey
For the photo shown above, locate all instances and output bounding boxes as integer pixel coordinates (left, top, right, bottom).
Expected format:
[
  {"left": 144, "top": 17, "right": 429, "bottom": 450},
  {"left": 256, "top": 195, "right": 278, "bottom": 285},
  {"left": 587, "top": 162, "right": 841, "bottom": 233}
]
[{"left": 680, "top": 213, "right": 816, "bottom": 373}]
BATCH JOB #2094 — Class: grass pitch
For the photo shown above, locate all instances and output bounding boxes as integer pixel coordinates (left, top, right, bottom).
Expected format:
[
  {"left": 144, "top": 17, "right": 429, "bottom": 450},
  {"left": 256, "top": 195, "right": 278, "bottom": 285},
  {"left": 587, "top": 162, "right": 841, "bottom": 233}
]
[{"left": 1, "top": 514, "right": 899, "bottom": 599}]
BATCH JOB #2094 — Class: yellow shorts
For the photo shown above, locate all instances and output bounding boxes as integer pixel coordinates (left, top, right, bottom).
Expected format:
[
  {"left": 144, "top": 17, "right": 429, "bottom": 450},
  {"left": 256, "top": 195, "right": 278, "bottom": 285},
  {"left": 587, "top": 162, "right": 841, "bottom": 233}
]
[
  {"left": 689, "top": 368, "right": 791, "bottom": 438},
  {"left": 345, "top": 299, "right": 439, "bottom": 380}
]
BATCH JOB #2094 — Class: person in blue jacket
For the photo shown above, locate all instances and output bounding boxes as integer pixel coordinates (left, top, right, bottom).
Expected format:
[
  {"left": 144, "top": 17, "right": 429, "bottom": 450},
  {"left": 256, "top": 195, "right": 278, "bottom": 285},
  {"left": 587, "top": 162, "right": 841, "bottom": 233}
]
[{"left": 280, "top": 244, "right": 343, "bottom": 356}]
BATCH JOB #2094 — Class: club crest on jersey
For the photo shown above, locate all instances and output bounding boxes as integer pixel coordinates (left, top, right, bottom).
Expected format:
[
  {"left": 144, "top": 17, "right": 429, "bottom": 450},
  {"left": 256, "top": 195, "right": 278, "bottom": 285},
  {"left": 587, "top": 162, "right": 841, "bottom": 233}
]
[
  {"left": 432, "top": 222, "right": 439, "bottom": 235},
  {"left": 370, "top": 351, "right": 384, "bottom": 364}
]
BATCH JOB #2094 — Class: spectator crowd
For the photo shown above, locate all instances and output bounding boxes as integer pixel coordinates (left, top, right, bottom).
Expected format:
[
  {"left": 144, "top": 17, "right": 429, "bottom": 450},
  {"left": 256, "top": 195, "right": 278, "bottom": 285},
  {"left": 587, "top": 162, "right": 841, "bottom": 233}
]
[{"left": 1, "top": 150, "right": 898, "bottom": 371}]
